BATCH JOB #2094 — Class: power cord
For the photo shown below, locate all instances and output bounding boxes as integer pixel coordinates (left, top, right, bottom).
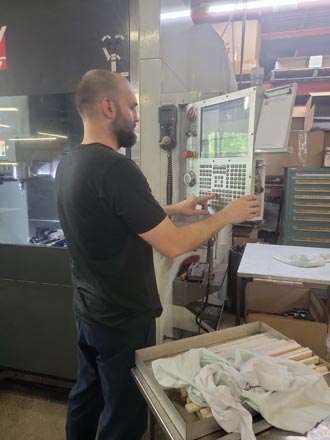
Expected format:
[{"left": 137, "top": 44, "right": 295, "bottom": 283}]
[
  {"left": 167, "top": 150, "right": 173, "bottom": 205},
  {"left": 195, "top": 237, "right": 228, "bottom": 334}
]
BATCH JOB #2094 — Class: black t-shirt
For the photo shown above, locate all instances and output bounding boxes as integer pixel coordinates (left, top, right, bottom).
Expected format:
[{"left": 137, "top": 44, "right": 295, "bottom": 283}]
[{"left": 56, "top": 143, "right": 166, "bottom": 330}]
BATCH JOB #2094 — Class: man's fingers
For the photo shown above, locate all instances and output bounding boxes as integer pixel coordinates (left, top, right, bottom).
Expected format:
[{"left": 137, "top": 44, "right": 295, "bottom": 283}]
[
  {"left": 195, "top": 195, "right": 214, "bottom": 204},
  {"left": 244, "top": 194, "right": 258, "bottom": 200}
]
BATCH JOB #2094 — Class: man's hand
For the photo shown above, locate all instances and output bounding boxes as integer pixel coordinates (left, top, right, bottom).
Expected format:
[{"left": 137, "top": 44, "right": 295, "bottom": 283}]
[
  {"left": 163, "top": 195, "right": 213, "bottom": 217},
  {"left": 221, "top": 195, "right": 260, "bottom": 224}
]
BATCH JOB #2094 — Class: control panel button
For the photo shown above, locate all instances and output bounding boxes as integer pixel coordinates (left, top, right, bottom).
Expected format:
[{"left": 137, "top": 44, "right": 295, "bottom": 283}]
[{"left": 182, "top": 150, "right": 196, "bottom": 160}]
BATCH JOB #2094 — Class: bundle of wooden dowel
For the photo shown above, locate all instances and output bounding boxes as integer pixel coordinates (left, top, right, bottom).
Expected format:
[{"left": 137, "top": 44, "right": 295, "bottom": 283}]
[{"left": 162, "top": 333, "right": 329, "bottom": 419}]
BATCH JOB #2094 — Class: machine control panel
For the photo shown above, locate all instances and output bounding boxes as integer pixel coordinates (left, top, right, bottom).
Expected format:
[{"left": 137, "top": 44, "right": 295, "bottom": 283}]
[
  {"left": 183, "top": 87, "right": 264, "bottom": 218},
  {"left": 181, "top": 85, "right": 296, "bottom": 220}
]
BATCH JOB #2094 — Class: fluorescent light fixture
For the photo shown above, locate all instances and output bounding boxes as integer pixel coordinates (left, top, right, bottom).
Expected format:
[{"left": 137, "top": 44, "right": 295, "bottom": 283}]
[
  {"left": 38, "top": 131, "right": 68, "bottom": 139},
  {"left": 0, "top": 162, "right": 18, "bottom": 166},
  {"left": 9, "top": 137, "right": 57, "bottom": 141},
  {"left": 161, "top": 9, "right": 191, "bottom": 20},
  {"left": 209, "top": 0, "right": 321, "bottom": 13},
  {"left": 0, "top": 124, "right": 10, "bottom": 128},
  {"left": 0, "top": 108, "right": 19, "bottom": 111}
]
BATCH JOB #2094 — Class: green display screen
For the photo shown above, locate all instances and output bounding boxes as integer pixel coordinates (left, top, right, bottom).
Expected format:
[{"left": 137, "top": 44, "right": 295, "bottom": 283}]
[{"left": 200, "top": 97, "right": 250, "bottom": 158}]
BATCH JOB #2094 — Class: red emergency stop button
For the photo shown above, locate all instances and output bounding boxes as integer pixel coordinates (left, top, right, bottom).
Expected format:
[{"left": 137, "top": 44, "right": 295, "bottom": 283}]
[{"left": 182, "top": 150, "right": 196, "bottom": 159}]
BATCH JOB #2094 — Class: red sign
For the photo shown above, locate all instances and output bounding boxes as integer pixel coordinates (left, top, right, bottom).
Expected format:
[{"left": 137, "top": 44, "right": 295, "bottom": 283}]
[{"left": 0, "top": 26, "right": 7, "bottom": 70}]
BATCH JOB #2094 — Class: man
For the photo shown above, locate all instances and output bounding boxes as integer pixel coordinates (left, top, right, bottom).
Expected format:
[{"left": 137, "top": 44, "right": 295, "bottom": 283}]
[{"left": 56, "top": 69, "right": 259, "bottom": 440}]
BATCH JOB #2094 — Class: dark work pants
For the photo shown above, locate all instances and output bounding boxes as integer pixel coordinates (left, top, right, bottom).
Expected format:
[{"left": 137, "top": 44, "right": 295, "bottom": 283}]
[{"left": 66, "top": 316, "right": 156, "bottom": 440}]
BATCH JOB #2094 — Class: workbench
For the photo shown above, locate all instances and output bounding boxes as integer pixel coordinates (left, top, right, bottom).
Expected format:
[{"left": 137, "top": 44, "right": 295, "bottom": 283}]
[{"left": 236, "top": 243, "right": 330, "bottom": 325}]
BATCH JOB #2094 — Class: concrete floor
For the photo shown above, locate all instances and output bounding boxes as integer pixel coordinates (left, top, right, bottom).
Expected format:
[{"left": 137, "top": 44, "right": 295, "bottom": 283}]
[
  {"left": 0, "top": 378, "right": 169, "bottom": 440},
  {"left": 0, "top": 380, "right": 68, "bottom": 440},
  {"left": 0, "top": 311, "right": 235, "bottom": 440}
]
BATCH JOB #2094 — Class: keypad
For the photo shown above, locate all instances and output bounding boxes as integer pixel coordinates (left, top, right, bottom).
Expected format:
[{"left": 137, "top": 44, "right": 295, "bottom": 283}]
[{"left": 199, "top": 163, "right": 247, "bottom": 210}]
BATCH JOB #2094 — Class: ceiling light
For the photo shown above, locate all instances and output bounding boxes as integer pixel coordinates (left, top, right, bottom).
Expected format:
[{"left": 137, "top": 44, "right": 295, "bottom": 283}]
[
  {"left": 0, "top": 108, "right": 19, "bottom": 111},
  {"left": 208, "top": 0, "right": 321, "bottom": 13},
  {"left": 161, "top": 9, "right": 191, "bottom": 20},
  {"left": 9, "top": 137, "right": 57, "bottom": 141},
  {"left": 0, "top": 124, "right": 10, "bottom": 128},
  {"left": 37, "top": 131, "right": 68, "bottom": 139},
  {"left": 0, "top": 162, "right": 18, "bottom": 166}
]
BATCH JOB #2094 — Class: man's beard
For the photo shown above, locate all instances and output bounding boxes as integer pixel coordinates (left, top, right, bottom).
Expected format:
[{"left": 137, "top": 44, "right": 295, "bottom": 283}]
[
  {"left": 113, "top": 111, "right": 137, "bottom": 149},
  {"left": 116, "top": 128, "right": 137, "bottom": 149}
]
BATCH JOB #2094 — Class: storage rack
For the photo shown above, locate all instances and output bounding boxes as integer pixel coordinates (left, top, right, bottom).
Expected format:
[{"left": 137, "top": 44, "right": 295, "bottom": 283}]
[{"left": 283, "top": 167, "right": 330, "bottom": 248}]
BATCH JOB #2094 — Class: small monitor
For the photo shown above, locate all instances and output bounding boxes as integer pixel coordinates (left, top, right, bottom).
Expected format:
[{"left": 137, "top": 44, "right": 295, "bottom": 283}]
[{"left": 200, "top": 97, "right": 250, "bottom": 158}]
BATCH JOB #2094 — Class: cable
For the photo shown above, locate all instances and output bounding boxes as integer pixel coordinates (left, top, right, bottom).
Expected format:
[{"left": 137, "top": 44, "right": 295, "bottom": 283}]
[
  {"left": 195, "top": 265, "right": 228, "bottom": 334},
  {"left": 166, "top": 150, "right": 173, "bottom": 206},
  {"left": 194, "top": 238, "right": 228, "bottom": 334}
]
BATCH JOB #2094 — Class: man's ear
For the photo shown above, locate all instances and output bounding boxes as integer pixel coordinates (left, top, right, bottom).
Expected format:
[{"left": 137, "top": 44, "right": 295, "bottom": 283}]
[{"left": 100, "top": 97, "right": 116, "bottom": 120}]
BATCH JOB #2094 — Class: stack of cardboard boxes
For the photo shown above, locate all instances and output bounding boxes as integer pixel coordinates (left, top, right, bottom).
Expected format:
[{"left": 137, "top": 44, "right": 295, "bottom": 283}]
[{"left": 264, "top": 92, "right": 330, "bottom": 176}]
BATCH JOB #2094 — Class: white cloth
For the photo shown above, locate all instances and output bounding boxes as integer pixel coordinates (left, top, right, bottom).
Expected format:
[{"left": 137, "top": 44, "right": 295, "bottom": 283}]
[
  {"left": 237, "top": 353, "right": 330, "bottom": 434},
  {"left": 152, "top": 348, "right": 330, "bottom": 437},
  {"left": 195, "top": 364, "right": 255, "bottom": 439},
  {"left": 273, "top": 254, "right": 330, "bottom": 268}
]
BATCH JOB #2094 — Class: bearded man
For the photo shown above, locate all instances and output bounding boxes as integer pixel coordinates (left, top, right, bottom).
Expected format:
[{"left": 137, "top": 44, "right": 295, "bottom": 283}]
[{"left": 56, "top": 69, "right": 259, "bottom": 440}]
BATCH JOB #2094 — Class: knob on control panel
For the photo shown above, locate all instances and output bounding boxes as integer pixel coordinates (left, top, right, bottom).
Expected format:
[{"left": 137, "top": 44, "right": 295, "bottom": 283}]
[{"left": 184, "top": 170, "right": 196, "bottom": 187}]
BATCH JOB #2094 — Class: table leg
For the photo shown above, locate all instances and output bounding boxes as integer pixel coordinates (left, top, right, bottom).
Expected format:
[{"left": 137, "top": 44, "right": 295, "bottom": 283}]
[
  {"left": 236, "top": 277, "right": 251, "bottom": 326},
  {"left": 147, "top": 407, "right": 156, "bottom": 440},
  {"left": 236, "top": 277, "right": 242, "bottom": 326}
]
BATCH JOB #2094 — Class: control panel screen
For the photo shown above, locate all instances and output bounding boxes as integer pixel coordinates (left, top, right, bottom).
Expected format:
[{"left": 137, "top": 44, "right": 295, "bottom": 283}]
[{"left": 200, "top": 97, "right": 250, "bottom": 158}]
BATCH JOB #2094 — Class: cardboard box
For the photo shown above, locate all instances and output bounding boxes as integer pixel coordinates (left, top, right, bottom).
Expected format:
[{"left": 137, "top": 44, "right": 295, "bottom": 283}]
[
  {"left": 290, "top": 106, "right": 306, "bottom": 131},
  {"left": 264, "top": 130, "right": 325, "bottom": 176},
  {"left": 213, "top": 20, "right": 261, "bottom": 75},
  {"left": 325, "top": 131, "right": 330, "bottom": 149},
  {"left": 305, "top": 92, "right": 330, "bottom": 131},
  {"left": 233, "top": 237, "right": 263, "bottom": 245},
  {"left": 294, "top": 101, "right": 314, "bottom": 132},
  {"left": 289, "top": 94, "right": 330, "bottom": 133},
  {"left": 275, "top": 56, "right": 308, "bottom": 70},
  {"left": 275, "top": 55, "right": 330, "bottom": 70},
  {"left": 323, "top": 55, "right": 330, "bottom": 67},
  {"left": 245, "top": 280, "right": 329, "bottom": 358}
]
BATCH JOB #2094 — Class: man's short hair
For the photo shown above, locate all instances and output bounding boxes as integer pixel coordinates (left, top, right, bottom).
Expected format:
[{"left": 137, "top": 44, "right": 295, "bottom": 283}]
[{"left": 75, "top": 70, "right": 121, "bottom": 117}]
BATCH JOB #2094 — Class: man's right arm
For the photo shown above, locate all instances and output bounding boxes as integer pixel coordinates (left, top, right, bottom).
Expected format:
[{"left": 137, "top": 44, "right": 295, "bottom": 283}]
[{"left": 139, "top": 195, "right": 259, "bottom": 259}]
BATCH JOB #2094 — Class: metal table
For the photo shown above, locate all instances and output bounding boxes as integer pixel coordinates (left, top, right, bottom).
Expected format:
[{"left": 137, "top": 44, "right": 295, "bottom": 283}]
[
  {"left": 236, "top": 243, "right": 330, "bottom": 325},
  {"left": 132, "top": 367, "right": 326, "bottom": 440}
]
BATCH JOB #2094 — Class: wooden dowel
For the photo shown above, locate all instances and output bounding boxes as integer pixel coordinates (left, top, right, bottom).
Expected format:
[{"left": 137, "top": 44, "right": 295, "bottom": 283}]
[
  {"left": 200, "top": 408, "right": 213, "bottom": 418},
  {"left": 180, "top": 387, "right": 188, "bottom": 400},
  {"left": 301, "top": 356, "right": 320, "bottom": 365},
  {"left": 185, "top": 402, "right": 203, "bottom": 413},
  {"left": 315, "top": 365, "right": 329, "bottom": 374}
]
